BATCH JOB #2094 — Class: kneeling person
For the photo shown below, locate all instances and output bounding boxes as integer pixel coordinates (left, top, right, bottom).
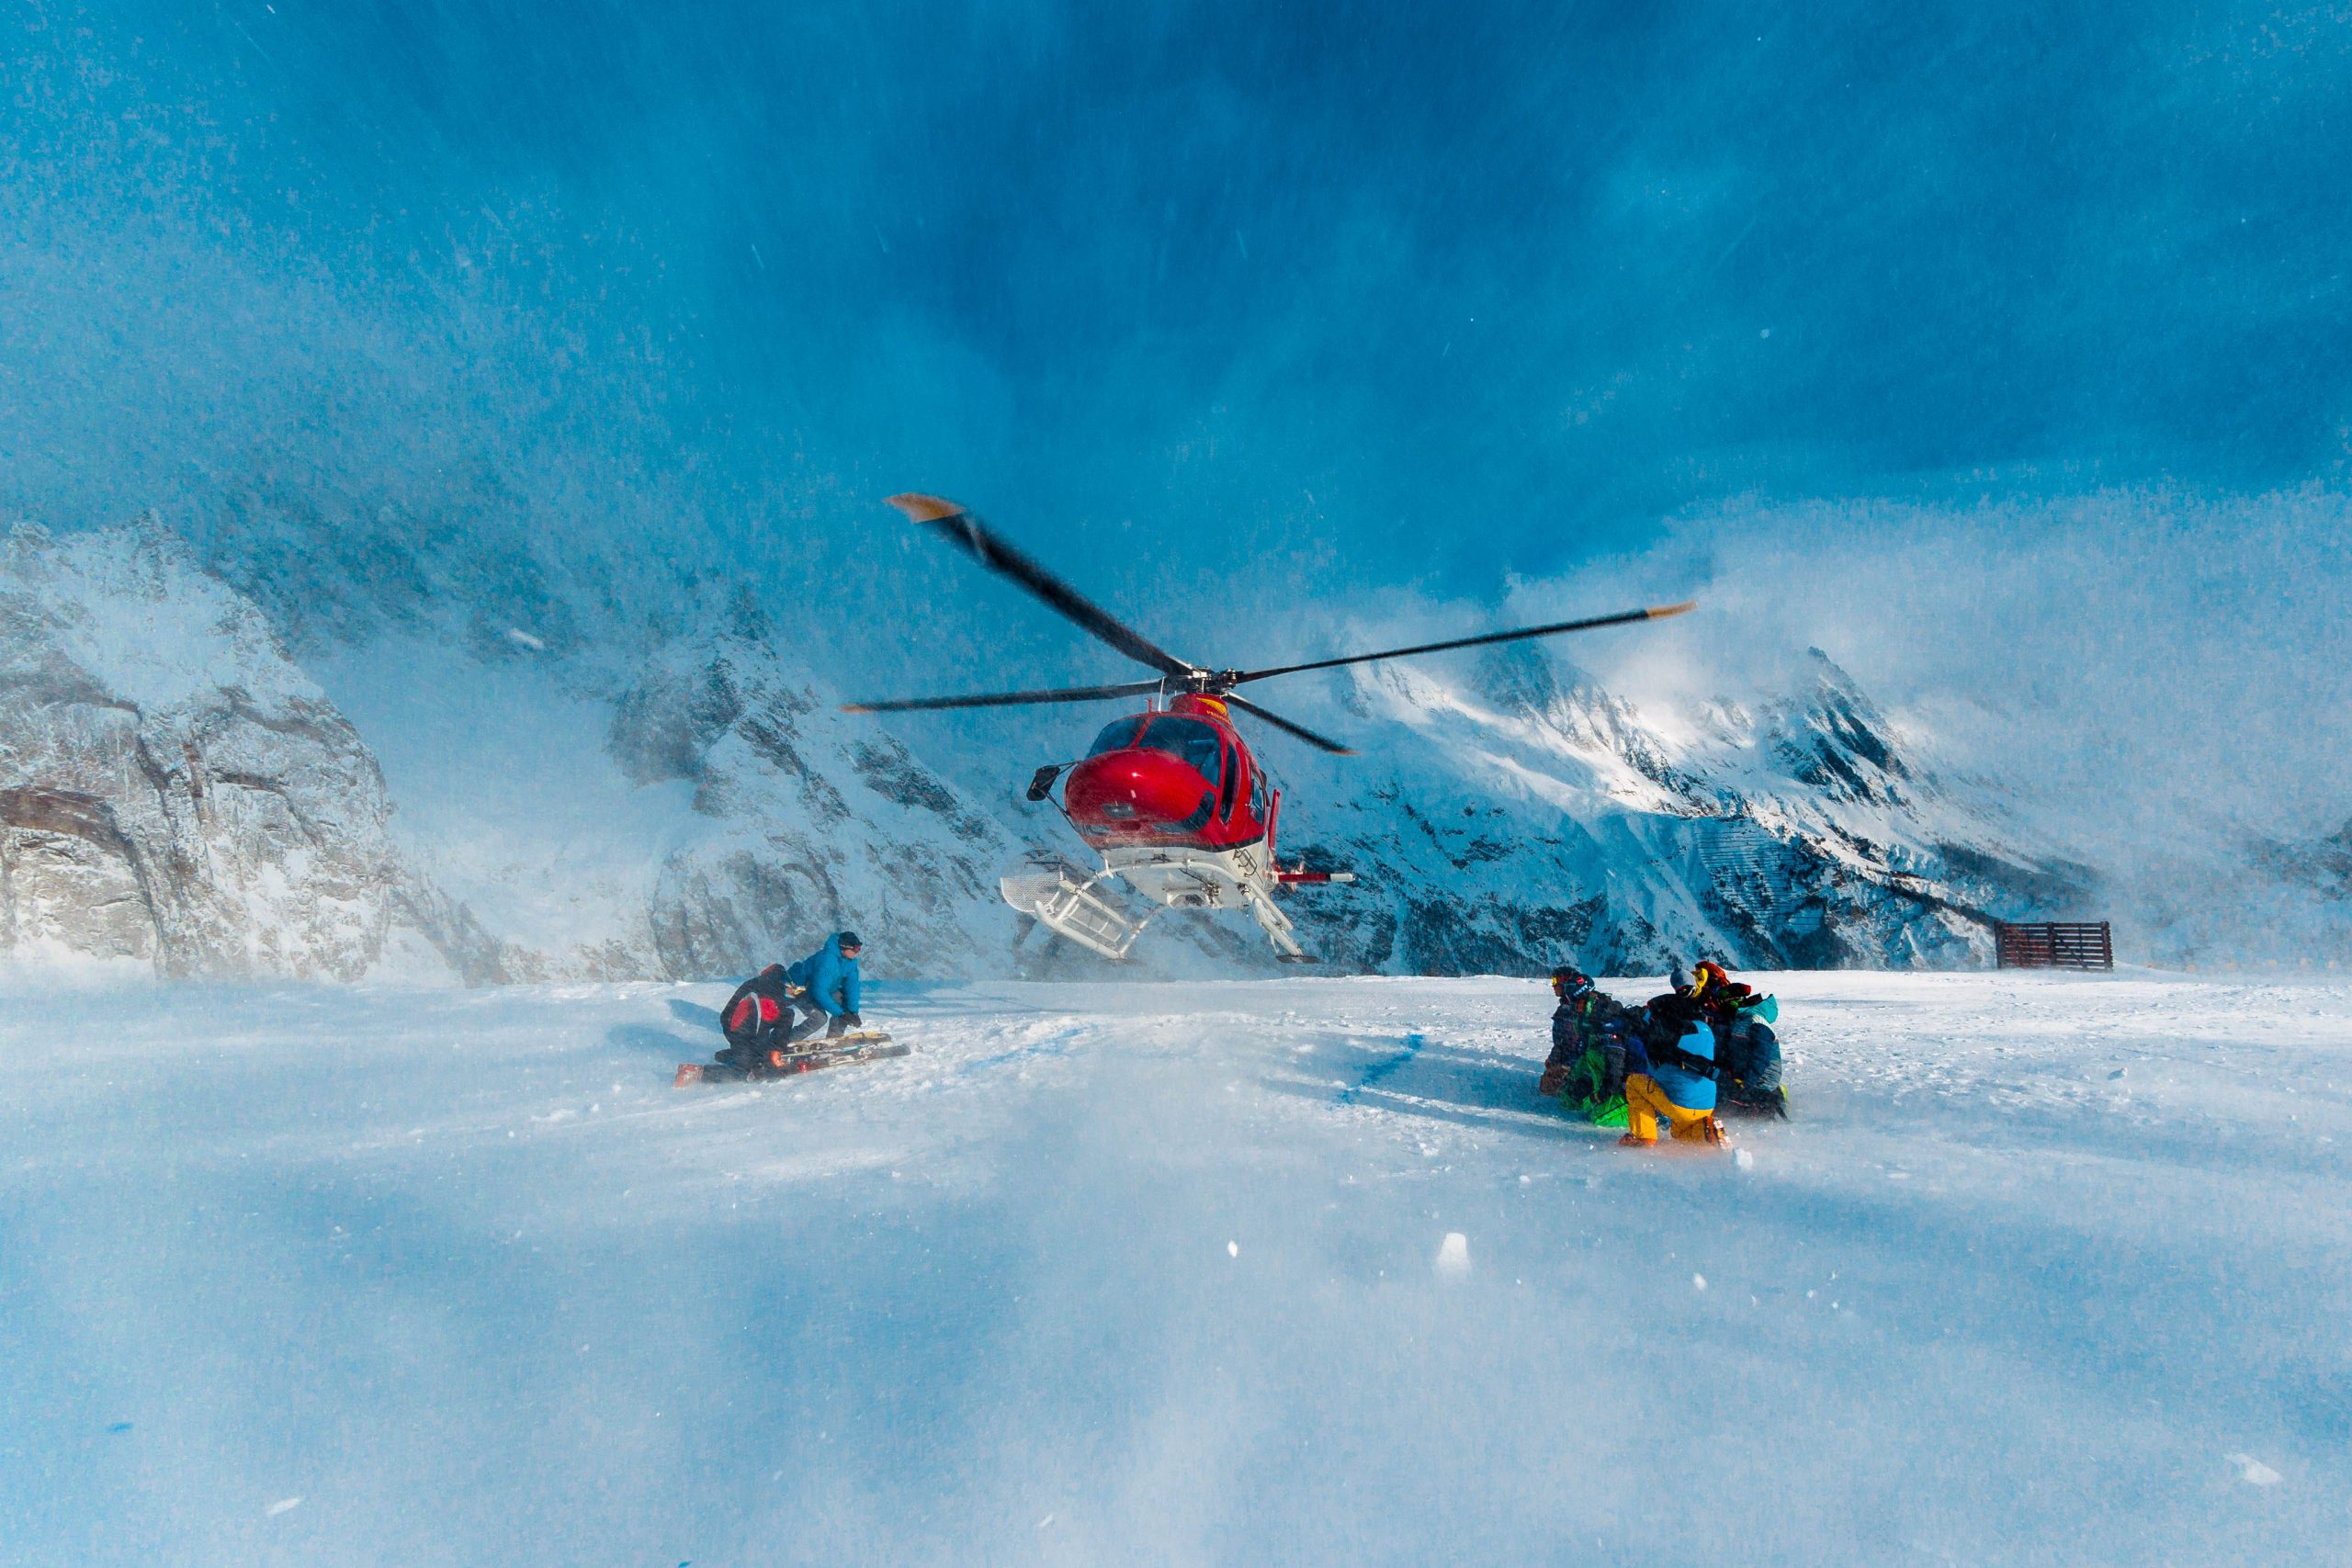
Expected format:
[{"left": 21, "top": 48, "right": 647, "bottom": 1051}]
[
  {"left": 1622, "top": 990, "right": 1724, "bottom": 1147},
  {"left": 718, "top": 963, "right": 801, "bottom": 1070},
  {"left": 785, "top": 931, "right": 866, "bottom": 1043},
  {"left": 1539, "top": 967, "right": 1633, "bottom": 1127}
]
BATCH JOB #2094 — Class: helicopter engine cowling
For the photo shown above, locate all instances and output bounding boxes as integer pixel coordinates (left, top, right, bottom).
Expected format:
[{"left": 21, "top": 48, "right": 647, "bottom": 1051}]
[{"left": 1062, "top": 748, "right": 1217, "bottom": 840}]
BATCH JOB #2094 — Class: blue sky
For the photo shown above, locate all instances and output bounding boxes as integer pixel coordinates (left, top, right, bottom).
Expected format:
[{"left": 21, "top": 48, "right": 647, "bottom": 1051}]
[{"left": 6, "top": 0, "right": 2347, "bottom": 601}]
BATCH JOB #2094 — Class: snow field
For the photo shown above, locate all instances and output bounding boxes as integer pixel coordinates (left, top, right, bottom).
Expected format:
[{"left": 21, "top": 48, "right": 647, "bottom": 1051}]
[{"left": 3, "top": 972, "right": 2348, "bottom": 1563}]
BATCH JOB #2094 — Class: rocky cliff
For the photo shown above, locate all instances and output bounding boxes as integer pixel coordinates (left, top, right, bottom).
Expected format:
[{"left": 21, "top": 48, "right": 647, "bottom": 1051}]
[{"left": 0, "top": 522, "right": 407, "bottom": 976}]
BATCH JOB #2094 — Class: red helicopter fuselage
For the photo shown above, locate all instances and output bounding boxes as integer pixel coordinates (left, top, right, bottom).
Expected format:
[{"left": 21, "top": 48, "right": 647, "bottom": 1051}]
[{"left": 1059, "top": 694, "right": 1277, "bottom": 854}]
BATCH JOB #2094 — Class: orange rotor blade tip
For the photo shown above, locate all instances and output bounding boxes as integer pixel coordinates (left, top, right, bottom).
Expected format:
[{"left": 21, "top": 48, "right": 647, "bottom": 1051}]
[
  {"left": 841, "top": 703, "right": 874, "bottom": 713},
  {"left": 885, "top": 492, "right": 967, "bottom": 523},
  {"left": 1647, "top": 600, "right": 1698, "bottom": 618}
]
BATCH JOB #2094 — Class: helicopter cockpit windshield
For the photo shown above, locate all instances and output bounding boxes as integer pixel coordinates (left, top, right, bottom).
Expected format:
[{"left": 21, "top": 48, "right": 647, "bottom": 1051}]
[
  {"left": 1137, "top": 718, "right": 1224, "bottom": 785},
  {"left": 1085, "top": 717, "right": 1148, "bottom": 756},
  {"left": 1085, "top": 716, "right": 1225, "bottom": 786}
]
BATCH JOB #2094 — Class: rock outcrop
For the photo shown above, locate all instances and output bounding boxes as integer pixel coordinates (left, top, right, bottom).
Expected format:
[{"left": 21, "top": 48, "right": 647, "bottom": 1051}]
[{"left": 0, "top": 521, "right": 408, "bottom": 976}]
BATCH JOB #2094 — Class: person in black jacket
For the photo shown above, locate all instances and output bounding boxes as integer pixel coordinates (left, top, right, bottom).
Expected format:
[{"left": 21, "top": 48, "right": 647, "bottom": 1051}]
[
  {"left": 717, "top": 963, "right": 802, "bottom": 1070},
  {"left": 1537, "top": 967, "right": 1628, "bottom": 1098}
]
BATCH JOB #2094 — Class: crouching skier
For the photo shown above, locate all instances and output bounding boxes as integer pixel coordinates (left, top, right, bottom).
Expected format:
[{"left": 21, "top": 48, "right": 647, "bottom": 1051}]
[
  {"left": 1620, "top": 976, "right": 1728, "bottom": 1148},
  {"left": 1537, "top": 967, "right": 1633, "bottom": 1128},
  {"left": 1715, "top": 983, "right": 1790, "bottom": 1119},
  {"left": 785, "top": 931, "right": 866, "bottom": 1043},
  {"left": 1686, "top": 960, "right": 1787, "bottom": 1119},
  {"left": 706, "top": 963, "right": 805, "bottom": 1078},
  {"left": 1536, "top": 967, "right": 1595, "bottom": 1095}
]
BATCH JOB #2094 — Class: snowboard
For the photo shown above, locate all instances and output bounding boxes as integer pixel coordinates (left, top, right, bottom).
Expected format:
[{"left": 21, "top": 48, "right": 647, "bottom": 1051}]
[{"left": 674, "top": 1032, "right": 908, "bottom": 1088}]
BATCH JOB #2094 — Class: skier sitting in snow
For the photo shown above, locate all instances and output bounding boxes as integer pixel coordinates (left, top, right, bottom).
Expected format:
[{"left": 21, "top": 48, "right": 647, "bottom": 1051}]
[
  {"left": 1678, "top": 960, "right": 1788, "bottom": 1117},
  {"left": 1711, "top": 973, "right": 1788, "bottom": 1118},
  {"left": 1620, "top": 964, "right": 1727, "bottom": 1147},
  {"left": 718, "top": 963, "right": 804, "bottom": 1071},
  {"left": 1537, "top": 967, "right": 1598, "bottom": 1095},
  {"left": 785, "top": 931, "right": 865, "bottom": 1042}
]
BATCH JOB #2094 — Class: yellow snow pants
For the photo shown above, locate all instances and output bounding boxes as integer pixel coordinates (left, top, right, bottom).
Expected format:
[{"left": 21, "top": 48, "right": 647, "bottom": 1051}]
[{"left": 1624, "top": 1073, "right": 1713, "bottom": 1143}]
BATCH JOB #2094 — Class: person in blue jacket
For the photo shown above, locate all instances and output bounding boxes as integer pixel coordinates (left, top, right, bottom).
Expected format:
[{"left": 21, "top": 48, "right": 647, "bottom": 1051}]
[
  {"left": 785, "top": 931, "right": 865, "bottom": 1041},
  {"left": 1621, "top": 965, "right": 1726, "bottom": 1146}
]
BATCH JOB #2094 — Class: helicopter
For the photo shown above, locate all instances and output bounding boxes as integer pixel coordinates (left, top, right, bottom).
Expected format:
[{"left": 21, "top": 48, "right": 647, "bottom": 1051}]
[{"left": 845, "top": 494, "right": 1694, "bottom": 962}]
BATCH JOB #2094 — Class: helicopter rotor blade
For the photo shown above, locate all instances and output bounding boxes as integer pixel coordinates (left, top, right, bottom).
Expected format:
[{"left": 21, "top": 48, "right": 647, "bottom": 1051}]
[
  {"left": 1227, "top": 602, "right": 1696, "bottom": 686},
  {"left": 842, "top": 678, "right": 1166, "bottom": 716},
  {"left": 1222, "top": 693, "right": 1356, "bottom": 755},
  {"left": 886, "top": 494, "right": 1194, "bottom": 680}
]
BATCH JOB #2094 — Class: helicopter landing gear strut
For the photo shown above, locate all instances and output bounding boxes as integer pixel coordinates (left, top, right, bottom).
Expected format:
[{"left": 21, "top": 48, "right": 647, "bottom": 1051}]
[
  {"left": 1242, "top": 880, "right": 1313, "bottom": 963},
  {"left": 1002, "top": 852, "right": 1323, "bottom": 963},
  {"left": 1001, "top": 866, "right": 1157, "bottom": 961}
]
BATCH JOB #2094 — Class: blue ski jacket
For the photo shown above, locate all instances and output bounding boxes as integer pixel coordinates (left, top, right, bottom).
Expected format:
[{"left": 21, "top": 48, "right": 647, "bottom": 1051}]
[
  {"left": 787, "top": 934, "right": 862, "bottom": 1015},
  {"left": 1649, "top": 1022, "right": 1718, "bottom": 1111}
]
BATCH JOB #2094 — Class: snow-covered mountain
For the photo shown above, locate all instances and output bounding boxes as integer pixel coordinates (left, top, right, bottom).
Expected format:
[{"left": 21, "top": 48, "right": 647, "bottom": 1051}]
[
  {"left": 0, "top": 520, "right": 1018, "bottom": 981},
  {"left": 1264, "top": 643, "right": 2086, "bottom": 975},
  {"left": 0, "top": 513, "right": 2156, "bottom": 982}
]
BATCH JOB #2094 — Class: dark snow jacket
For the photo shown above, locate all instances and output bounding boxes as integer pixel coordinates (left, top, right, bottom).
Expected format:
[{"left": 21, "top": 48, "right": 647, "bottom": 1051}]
[
  {"left": 1546, "top": 987, "right": 1626, "bottom": 1067},
  {"left": 1719, "top": 1017, "right": 1784, "bottom": 1104},
  {"left": 1640, "top": 990, "right": 1711, "bottom": 1050},
  {"left": 1547, "top": 1002, "right": 1577, "bottom": 1067},
  {"left": 721, "top": 964, "right": 798, "bottom": 1051}
]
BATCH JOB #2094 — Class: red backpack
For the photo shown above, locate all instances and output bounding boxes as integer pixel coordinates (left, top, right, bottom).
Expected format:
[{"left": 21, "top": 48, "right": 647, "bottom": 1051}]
[{"left": 727, "top": 993, "right": 782, "bottom": 1034}]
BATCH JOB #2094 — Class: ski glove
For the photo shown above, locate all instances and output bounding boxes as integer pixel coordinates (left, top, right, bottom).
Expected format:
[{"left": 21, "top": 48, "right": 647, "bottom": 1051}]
[{"left": 829, "top": 1010, "right": 864, "bottom": 1036}]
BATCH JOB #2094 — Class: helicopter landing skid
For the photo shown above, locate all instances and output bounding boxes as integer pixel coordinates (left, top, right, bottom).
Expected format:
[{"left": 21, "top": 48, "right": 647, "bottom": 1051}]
[{"left": 1001, "top": 868, "right": 1157, "bottom": 961}]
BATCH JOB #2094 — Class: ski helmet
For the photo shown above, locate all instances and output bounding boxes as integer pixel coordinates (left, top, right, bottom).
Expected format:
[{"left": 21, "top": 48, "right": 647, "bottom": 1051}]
[{"left": 838, "top": 931, "right": 864, "bottom": 953}]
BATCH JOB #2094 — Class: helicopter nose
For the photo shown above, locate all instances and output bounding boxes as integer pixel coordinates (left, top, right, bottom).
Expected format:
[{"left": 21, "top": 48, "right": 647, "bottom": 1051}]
[{"left": 1064, "top": 749, "right": 1213, "bottom": 829}]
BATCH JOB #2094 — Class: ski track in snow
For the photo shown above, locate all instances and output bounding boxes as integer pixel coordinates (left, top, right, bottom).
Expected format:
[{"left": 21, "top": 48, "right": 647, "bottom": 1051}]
[{"left": 4, "top": 971, "right": 2349, "bottom": 1563}]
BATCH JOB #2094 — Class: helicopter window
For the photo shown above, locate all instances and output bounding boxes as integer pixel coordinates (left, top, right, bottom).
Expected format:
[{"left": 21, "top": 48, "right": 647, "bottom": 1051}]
[
  {"left": 1133, "top": 717, "right": 1225, "bottom": 785},
  {"left": 1219, "top": 746, "right": 1241, "bottom": 818},
  {"left": 1250, "top": 766, "right": 1271, "bottom": 821},
  {"left": 1085, "top": 717, "right": 1149, "bottom": 756}
]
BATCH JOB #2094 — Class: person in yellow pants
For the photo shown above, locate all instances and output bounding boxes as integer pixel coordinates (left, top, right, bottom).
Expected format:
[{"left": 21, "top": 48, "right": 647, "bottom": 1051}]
[
  {"left": 1623, "top": 1071, "right": 1720, "bottom": 1144},
  {"left": 1620, "top": 1010, "right": 1726, "bottom": 1147}
]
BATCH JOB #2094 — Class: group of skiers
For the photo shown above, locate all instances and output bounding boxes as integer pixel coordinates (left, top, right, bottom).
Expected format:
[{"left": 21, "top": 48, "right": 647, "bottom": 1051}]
[
  {"left": 1537, "top": 959, "right": 1787, "bottom": 1146},
  {"left": 698, "top": 936, "right": 1791, "bottom": 1137},
  {"left": 711, "top": 931, "right": 867, "bottom": 1077}
]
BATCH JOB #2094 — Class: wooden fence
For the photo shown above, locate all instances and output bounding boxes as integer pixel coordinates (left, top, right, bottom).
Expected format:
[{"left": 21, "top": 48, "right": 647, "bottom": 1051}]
[{"left": 1995, "top": 920, "right": 2114, "bottom": 971}]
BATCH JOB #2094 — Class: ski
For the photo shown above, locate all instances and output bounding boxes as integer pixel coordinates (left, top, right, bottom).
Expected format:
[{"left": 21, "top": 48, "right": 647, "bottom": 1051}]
[{"left": 674, "top": 1033, "right": 908, "bottom": 1088}]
